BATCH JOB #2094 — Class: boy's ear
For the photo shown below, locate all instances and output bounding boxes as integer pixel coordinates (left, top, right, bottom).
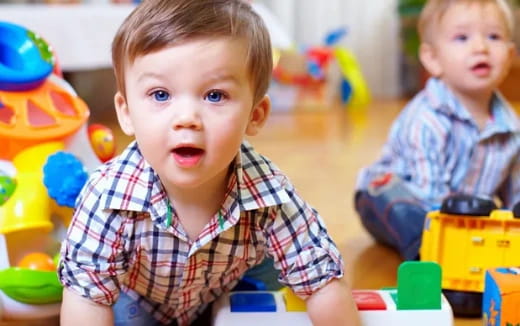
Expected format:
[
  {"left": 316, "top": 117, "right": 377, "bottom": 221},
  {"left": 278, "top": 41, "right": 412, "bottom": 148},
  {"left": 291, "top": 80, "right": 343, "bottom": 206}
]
[
  {"left": 419, "top": 43, "right": 442, "bottom": 77},
  {"left": 114, "top": 91, "right": 135, "bottom": 136},
  {"left": 246, "top": 95, "right": 271, "bottom": 136}
]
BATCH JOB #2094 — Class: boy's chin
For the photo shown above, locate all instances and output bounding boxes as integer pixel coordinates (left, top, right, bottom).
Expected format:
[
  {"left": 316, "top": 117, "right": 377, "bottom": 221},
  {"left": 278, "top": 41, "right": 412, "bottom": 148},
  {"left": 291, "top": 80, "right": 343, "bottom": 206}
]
[{"left": 444, "top": 79, "right": 496, "bottom": 96}]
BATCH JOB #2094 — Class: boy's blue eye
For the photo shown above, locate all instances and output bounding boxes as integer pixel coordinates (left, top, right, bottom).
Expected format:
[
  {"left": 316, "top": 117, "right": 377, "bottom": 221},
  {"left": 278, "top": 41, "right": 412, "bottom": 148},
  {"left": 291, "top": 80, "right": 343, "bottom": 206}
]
[
  {"left": 206, "top": 91, "right": 224, "bottom": 103},
  {"left": 488, "top": 33, "right": 501, "bottom": 40},
  {"left": 454, "top": 34, "right": 467, "bottom": 42},
  {"left": 152, "top": 90, "right": 170, "bottom": 102}
]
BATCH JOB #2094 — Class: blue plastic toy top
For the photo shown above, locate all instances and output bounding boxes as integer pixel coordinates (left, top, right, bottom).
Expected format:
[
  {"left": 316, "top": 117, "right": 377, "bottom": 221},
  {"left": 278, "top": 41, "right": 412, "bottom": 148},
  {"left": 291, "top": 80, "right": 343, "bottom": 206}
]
[{"left": 0, "top": 21, "right": 54, "bottom": 91}]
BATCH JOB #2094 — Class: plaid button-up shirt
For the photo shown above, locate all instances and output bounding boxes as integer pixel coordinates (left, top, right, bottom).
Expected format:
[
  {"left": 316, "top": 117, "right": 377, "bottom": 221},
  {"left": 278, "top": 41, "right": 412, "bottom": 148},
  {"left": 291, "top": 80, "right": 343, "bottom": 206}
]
[
  {"left": 357, "top": 77, "right": 520, "bottom": 209},
  {"left": 59, "top": 141, "right": 343, "bottom": 325}
]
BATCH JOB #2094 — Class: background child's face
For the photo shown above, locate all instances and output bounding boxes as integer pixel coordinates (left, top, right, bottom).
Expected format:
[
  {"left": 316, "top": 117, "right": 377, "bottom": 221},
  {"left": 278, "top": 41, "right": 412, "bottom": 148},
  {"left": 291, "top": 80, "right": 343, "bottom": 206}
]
[
  {"left": 422, "top": 2, "right": 515, "bottom": 96},
  {"left": 114, "top": 38, "right": 270, "bottom": 193}
]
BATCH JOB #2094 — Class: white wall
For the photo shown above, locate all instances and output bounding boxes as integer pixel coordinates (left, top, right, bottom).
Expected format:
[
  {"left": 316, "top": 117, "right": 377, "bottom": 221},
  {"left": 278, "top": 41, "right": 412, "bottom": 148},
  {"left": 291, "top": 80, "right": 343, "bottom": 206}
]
[{"left": 258, "top": 0, "right": 401, "bottom": 98}]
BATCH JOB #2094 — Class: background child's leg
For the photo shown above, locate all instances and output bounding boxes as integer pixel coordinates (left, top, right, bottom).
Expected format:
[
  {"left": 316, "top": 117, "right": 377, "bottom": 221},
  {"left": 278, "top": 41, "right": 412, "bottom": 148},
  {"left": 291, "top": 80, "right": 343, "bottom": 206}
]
[{"left": 354, "top": 178, "right": 426, "bottom": 260}]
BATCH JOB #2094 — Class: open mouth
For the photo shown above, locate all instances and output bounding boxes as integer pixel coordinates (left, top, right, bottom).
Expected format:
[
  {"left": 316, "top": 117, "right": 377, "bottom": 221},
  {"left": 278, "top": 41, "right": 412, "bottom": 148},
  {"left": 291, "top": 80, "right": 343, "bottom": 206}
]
[
  {"left": 471, "top": 62, "right": 491, "bottom": 71},
  {"left": 173, "top": 147, "right": 205, "bottom": 157},
  {"left": 172, "top": 146, "right": 205, "bottom": 166},
  {"left": 470, "top": 62, "right": 492, "bottom": 77}
]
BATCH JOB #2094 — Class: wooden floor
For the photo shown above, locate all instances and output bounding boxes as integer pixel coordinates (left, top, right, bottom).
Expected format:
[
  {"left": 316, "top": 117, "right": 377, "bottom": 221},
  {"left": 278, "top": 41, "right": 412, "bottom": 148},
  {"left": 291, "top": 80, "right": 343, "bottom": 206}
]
[{"left": 101, "top": 99, "right": 481, "bottom": 326}]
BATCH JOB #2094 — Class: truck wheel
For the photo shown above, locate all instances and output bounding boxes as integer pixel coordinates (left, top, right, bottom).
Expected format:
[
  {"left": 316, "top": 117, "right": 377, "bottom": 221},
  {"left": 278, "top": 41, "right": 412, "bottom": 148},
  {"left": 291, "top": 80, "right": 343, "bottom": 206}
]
[
  {"left": 513, "top": 201, "right": 520, "bottom": 218},
  {"left": 440, "top": 194, "right": 496, "bottom": 216},
  {"left": 442, "top": 290, "right": 482, "bottom": 317}
]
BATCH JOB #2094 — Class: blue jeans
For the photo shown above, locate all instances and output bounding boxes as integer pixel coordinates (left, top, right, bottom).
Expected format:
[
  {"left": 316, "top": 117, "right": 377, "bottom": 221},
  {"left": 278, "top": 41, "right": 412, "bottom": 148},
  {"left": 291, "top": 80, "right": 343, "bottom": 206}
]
[
  {"left": 113, "top": 258, "right": 280, "bottom": 325},
  {"left": 354, "top": 178, "right": 427, "bottom": 260},
  {"left": 113, "top": 291, "right": 170, "bottom": 326}
]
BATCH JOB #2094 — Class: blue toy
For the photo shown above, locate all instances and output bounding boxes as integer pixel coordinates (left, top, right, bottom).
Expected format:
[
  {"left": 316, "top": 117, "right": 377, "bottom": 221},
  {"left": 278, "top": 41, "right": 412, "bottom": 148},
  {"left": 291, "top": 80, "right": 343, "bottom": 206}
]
[
  {"left": 0, "top": 22, "right": 54, "bottom": 91},
  {"left": 43, "top": 151, "right": 88, "bottom": 208}
]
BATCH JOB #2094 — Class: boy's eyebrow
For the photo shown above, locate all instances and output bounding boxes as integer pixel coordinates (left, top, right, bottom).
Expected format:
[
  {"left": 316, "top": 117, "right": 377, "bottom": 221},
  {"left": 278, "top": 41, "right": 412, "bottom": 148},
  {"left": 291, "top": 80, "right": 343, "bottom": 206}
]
[
  {"left": 484, "top": 23, "right": 507, "bottom": 31},
  {"left": 135, "top": 72, "right": 241, "bottom": 85},
  {"left": 451, "top": 23, "right": 470, "bottom": 30},
  {"left": 449, "top": 23, "right": 508, "bottom": 35},
  {"left": 136, "top": 72, "right": 165, "bottom": 82},
  {"left": 206, "top": 73, "right": 241, "bottom": 85}
]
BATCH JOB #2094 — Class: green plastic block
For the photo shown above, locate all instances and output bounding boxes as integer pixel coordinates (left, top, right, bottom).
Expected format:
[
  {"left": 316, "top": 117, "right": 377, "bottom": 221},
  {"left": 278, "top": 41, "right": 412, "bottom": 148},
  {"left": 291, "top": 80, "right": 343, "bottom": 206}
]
[{"left": 396, "top": 261, "right": 442, "bottom": 310}]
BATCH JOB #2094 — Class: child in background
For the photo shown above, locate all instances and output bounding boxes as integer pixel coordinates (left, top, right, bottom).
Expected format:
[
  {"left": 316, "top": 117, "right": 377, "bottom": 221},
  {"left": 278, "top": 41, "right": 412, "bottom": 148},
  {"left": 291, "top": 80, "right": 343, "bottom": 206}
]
[
  {"left": 58, "top": 0, "right": 360, "bottom": 325},
  {"left": 355, "top": 0, "right": 520, "bottom": 261}
]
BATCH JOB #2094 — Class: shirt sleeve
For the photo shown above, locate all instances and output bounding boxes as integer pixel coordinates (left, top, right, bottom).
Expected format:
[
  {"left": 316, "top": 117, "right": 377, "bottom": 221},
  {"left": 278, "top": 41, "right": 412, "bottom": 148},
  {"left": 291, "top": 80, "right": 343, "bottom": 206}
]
[
  {"left": 58, "top": 171, "right": 129, "bottom": 306},
  {"left": 498, "top": 154, "right": 520, "bottom": 209},
  {"left": 358, "top": 106, "right": 450, "bottom": 209},
  {"left": 266, "top": 181, "right": 344, "bottom": 299},
  {"left": 395, "top": 116, "right": 450, "bottom": 207}
]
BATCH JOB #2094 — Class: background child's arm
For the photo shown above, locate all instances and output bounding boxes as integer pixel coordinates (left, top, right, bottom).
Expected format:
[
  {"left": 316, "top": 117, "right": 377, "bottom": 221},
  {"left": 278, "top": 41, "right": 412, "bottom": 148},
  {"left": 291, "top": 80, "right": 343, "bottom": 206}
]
[
  {"left": 498, "top": 156, "right": 520, "bottom": 209},
  {"left": 306, "top": 278, "right": 361, "bottom": 326},
  {"left": 60, "top": 288, "right": 114, "bottom": 326}
]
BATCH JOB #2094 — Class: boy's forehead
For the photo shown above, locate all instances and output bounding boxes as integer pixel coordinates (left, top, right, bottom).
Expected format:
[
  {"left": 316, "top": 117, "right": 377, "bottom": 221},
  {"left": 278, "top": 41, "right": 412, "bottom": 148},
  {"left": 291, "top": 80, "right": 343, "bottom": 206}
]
[
  {"left": 438, "top": 2, "right": 511, "bottom": 32},
  {"left": 127, "top": 37, "right": 249, "bottom": 63},
  {"left": 123, "top": 38, "right": 251, "bottom": 79}
]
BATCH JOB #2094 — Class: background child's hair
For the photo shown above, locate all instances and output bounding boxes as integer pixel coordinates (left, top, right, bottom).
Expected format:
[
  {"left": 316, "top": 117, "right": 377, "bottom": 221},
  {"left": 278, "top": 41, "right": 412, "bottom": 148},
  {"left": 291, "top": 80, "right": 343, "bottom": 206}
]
[
  {"left": 417, "top": 0, "right": 515, "bottom": 43},
  {"left": 112, "top": 0, "right": 272, "bottom": 105}
]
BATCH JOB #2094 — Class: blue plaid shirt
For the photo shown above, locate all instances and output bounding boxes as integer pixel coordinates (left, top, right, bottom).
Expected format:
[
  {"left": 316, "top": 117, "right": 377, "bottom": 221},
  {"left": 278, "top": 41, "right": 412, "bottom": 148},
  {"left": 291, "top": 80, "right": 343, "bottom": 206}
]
[
  {"left": 59, "top": 141, "right": 343, "bottom": 325},
  {"left": 357, "top": 78, "right": 520, "bottom": 209}
]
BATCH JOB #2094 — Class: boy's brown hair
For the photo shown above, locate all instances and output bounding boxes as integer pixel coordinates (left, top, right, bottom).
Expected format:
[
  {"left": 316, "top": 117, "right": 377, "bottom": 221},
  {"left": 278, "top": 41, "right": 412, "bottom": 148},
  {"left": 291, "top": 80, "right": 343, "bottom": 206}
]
[
  {"left": 112, "top": 0, "right": 272, "bottom": 105},
  {"left": 417, "top": 0, "right": 515, "bottom": 43}
]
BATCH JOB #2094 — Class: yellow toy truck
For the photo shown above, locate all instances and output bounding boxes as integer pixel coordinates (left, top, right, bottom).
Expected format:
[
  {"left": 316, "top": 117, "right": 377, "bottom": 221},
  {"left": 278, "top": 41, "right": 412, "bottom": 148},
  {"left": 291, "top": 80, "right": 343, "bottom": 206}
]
[{"left": 420, "top": 194, "right": 520, "bottom": 317}]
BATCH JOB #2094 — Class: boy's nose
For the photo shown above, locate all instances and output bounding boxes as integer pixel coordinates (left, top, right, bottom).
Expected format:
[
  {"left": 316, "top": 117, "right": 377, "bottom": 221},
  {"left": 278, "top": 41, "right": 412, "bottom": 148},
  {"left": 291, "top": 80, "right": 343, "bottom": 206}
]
[
  {"left": 172, "top": 100, "right": 202, "bottom": 130},
  {"left": 472, "top": 35, "right": 489, "bottom": 52}
]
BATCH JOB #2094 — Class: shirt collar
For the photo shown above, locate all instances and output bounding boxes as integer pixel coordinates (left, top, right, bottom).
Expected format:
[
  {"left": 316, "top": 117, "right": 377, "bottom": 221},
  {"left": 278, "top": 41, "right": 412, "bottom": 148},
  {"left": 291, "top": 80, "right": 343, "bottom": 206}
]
[
  {"left": 424, "top": 77, "right": 520, "bottom": 135},
  {"left": 486, "top": 93, "right": 520, "bottom": 136},
  {"left": 99, "top": 140, "right": 290, "bottom": 225},
  {"left": 98, "top": 141, "right": 160, "bottom": 212}
]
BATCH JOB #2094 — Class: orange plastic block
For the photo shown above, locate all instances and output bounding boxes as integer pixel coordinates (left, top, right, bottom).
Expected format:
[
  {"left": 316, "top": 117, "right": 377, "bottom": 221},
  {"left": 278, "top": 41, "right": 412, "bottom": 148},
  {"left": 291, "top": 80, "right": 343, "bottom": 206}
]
[{"left": 483, "top": 267, "right": 520, "bottom": 326}]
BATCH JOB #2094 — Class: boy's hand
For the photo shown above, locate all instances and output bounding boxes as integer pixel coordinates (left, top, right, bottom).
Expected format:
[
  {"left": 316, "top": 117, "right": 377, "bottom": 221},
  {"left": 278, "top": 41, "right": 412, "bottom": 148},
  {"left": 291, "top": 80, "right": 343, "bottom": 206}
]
[{"left": 306, "top": 278, "right": 361, "bottom": 326}]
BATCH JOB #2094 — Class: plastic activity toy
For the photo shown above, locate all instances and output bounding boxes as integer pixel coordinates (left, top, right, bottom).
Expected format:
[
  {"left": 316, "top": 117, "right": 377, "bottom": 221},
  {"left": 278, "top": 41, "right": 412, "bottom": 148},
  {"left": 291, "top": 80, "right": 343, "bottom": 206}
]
[
  {"left": 0, "top": 22, "right": 54, "bottom": 92},
  {"left": 0, "top": 20, "right": 116, "bottom": 321},
  {"left": 212, "top": 261, "right": 454, "bottom": 325},
  {"left": 420, "top": 194, "right": 520, "bottom": 317}
]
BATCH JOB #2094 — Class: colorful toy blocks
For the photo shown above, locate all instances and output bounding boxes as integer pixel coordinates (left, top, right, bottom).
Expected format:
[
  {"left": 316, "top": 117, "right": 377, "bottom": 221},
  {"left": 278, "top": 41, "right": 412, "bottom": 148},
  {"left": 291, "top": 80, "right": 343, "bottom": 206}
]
[{"left": 212, "top": 262, "right": 454, "bottom": 325}]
